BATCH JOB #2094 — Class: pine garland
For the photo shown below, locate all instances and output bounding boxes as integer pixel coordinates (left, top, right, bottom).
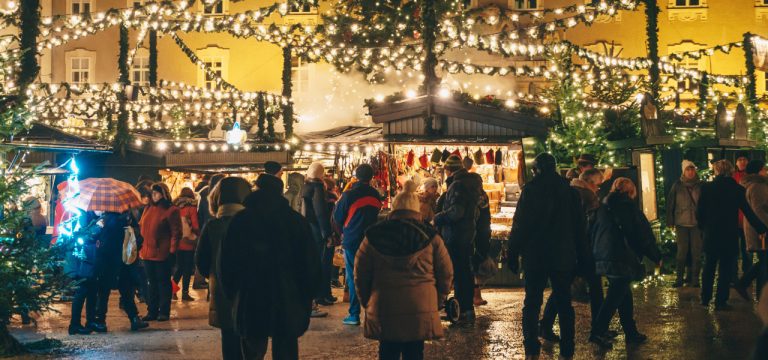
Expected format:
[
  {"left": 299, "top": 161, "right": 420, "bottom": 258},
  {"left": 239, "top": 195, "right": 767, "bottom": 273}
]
[
  {"left": 17, "top": 0, "right": 40, "bottom": 98},
  {"left": 743, "top": 33, "right": 758, "bottom": 110},
  {"left": 644, "top": 0, "right": 660, "bottom": 103},
  {"left": 697, "top": 71, "right": 709, "bottom": 116},
  {"left": 149, "top": 29, "right": 159, "bottom": 121},
  {"left": 114, "top": 25, "right": 131, "bottom": 155},
  {"left": 281, "top": 46, "right": 293, "bottom": 139},
  {"left": 257, "top": 92, "right": 266, "bottom": 138},
  {"left": 421, "top": 0, "right": 439, "bottom": 95}
]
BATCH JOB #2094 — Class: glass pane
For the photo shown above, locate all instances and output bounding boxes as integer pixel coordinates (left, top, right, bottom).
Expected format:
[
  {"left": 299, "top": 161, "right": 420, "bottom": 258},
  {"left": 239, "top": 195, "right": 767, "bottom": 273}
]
[
  {"left": 676, "top": 0, "right": 686, "bottom": 6},
  {"left": 83, "top": 3, "right": 90, "bottom": 14},
  {"left": 690, "top": 0, "right": 699, "bottom": 5},
  {"left": 72, "top": 3, "right": 80, "bottom": 14},
  {"left": 73, "top": 72, "right": 80, "bottom": 83},
  {"left": 82, "top": 72, "right": 89, "bottom": 83},
  {"left": 214, "top": 62, "right": 222, "bottom": 68},
  {"left": 133, "top": 72, "right": 140, "bottom": 82},
  {"left": 529, "top": 0, "right": 537, "bottom": 8}
]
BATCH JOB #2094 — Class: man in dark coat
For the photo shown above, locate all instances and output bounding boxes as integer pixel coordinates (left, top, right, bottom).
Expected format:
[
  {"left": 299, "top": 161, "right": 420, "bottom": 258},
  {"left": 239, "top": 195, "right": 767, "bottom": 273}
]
[
  {"left": 434, "top": 155, "right": 483, "bottom": 322},
  {"left": 219, "top": 174, "right": 321, "bottom": 359},
  {"left": 698, "top": 159, "right": 767, "bottom": 310},
  {"left": 507, "top": 153, "right": 588, "bottom": 359},
  {"left": 195, "top": 173, "right": 226, "bottom": 289},
  {"left": 332, "top": 164, "right": 383, "bottom": 326}
]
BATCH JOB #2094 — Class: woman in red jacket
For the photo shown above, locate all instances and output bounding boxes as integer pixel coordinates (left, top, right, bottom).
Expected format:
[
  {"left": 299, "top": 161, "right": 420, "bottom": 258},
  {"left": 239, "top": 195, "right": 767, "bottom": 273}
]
[
  {"left": 139, "top": 183, "right": 181, "bottom": 321},
  {"left": 172, "top": 187, "right": 200, "bottom": 301}
]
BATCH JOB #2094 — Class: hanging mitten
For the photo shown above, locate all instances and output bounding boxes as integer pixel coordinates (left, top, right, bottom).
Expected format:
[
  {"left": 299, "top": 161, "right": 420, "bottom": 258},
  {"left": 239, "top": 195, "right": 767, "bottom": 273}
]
[
  {"left": 473, "top": 149, "right": 485, "bottom": 165},
  {"left": 495, "top": 148, "right": 503, "bottom": 165},
  {"left": 419, "top": 152, "right": 429, "bottom": 169},
  {"left": 431, "top": 148, "right": 443, "bottom": 163},
  {"left": 441, "top": 149, "right": 451, "bottom": 162},
  {"left": 406, "top": 150, "right": 415, "bottom": 168},
  {"left": 486, "top": 149, "right": 495, "bottom": 164}
]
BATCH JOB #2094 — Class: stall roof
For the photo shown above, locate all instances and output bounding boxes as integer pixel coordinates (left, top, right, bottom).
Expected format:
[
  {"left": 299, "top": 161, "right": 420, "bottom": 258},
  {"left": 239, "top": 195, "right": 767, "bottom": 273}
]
[
  {"left": 3, "top": 123, "right": 111, "bottom": 153},
  {"left": 370, "top": 95, "right": 548, "bottom": 140},
  {"left": 302, "top": 126, "right": 384, "bottom": 143}
]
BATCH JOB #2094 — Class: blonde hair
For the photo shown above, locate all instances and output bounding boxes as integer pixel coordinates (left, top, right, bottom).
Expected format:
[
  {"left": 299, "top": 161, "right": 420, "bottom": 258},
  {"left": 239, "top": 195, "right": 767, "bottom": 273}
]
[
  {"left": 610, "top": 177, "right": 637, "bottom": 199},
  {"left": 306, "top": 162, "right": 325, "bottom": 180},
  {"left": 712, "top": 159, "right": 734, "bottom": 177}
]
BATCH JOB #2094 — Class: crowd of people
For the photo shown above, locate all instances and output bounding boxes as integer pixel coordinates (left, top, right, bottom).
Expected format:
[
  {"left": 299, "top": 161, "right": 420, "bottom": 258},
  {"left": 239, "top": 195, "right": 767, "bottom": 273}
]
[{"left": 53, "top": 151, "right": 768, "bottom": 360}]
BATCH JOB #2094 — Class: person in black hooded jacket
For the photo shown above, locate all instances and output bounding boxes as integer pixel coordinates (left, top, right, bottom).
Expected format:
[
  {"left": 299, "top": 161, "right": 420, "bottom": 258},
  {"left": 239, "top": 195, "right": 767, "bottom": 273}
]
[
  {"left": 219, "top": 174, "right": 321, "bottom": 360},
  {"left": 302, "top": 162, "right": 335, "bottom": 306},
  {"left": 507, "top": 153, "right": 588, "bottom": 360},
  {"left": 589, "top": 178, "right": 661, "bottom": 349}
]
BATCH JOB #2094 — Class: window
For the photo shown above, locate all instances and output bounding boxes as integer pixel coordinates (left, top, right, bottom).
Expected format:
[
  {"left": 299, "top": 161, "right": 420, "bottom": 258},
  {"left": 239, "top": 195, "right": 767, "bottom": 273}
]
[
  {"left": 129, "top": 0, "right": 145, "bottom": 7},
  {"left": 675, "top": 0, "right": 700, "bottom": 6},
  {"left": 131, "top": 55, "right": 150, "bottom": 86},
  {"left": 291, "top": 56, "right": 310, "bottom": 94},
  {"left": 764, "top": 71, "right": 768, "bottom": 94},
  {"left": 70, "top": 58, "right": 91, "bottom": 85},
  {"left": 196, "top": 46, "right": 229, "bottom": 90},
  {"left": 203, "top": 0, "right": 226, "bottom": 15},
  {"left": 290, "top": 3, "right": 318, "bottom": 14},
  {"left": 69, "top": 0, "right": 92, "bottom": 15},
  {"left": 511, "top": 0, "right": 538, "bottom": 9}
]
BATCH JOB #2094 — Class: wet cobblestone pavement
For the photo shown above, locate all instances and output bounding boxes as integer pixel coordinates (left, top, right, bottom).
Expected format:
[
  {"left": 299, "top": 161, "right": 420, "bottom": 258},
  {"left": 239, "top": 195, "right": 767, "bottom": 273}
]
[{"left": 8, "top": 280, "right": 765, "bottom": 359}]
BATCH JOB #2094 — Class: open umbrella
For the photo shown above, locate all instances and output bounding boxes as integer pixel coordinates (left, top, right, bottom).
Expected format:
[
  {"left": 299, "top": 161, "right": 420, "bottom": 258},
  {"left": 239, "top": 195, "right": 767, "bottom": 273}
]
[{"left": 73, "top": 178, "right": 143, "bottom": 213}]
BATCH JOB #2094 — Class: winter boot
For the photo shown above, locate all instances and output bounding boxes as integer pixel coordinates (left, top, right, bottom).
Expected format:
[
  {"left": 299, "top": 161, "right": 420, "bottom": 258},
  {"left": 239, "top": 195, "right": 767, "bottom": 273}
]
[
  {"left": 68, "top": 323, "right": 93, "bottom": 335},
  {"left": 130, "top": 316, "right": 149, "bottom": 331},
  {"left": 673, "top": 266, "right": 684, "bottom": 288},
  {"left": 181, "top": 292, "right": 195, "bottom": 302},
  {"left": 473, "top": 286, "right": 488, "bottom": 306}
]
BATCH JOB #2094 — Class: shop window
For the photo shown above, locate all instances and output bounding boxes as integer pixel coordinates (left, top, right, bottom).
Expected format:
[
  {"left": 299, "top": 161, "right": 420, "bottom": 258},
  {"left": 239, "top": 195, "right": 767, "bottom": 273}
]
[
  {"left": 128, "top": 0, "right": 145, "bottom": 7},
  {"left": 668, "top": 0, "right": 707, "bottom": 21},
  {"left": 68, "top": 0, "right": 92, "bottom": 15},
  {"left": 674, "top": 0, "right": 700, "bottom": 6},
  {"left": 510, "top": 0, "right": 538, "bottom": 10},
  {"left": 668, "top": 41, "right": 704, "bottom": 93},
  {"left": 639, "top": 153, "right": 658, "bottom": 221},
  {"left": 291, "top": 56, "right": 311, "bottom": 95},
  {"left": 764, "top": 71, "right": 768, "bottom": 94},
  {"left": 196, "top": 46, "right": 229, "bottom": 90},
  {"left": 131, "top": 51, "right": 150, "bottom": 86},
  {"left": 66, "top": 49, "right": 96, "bottom": 85},
  {"left": 202, "top": 0, "right": 227, "bottom": 15}
]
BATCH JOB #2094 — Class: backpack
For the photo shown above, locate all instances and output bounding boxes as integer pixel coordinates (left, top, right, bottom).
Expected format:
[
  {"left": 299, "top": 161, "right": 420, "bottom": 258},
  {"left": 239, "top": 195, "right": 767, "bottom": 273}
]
[{"left": 122, "top": 226, "right": 138, "bottom": 265}]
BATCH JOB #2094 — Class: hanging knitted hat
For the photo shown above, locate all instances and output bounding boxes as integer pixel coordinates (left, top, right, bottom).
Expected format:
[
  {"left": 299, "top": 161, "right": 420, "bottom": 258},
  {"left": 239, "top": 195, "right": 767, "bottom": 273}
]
[
  {"left": 495, "top": 148, "right": 503, "bottom": 165},
  {"left": 441, "top": 148, "right": 451, "bottom": 162},
  {"left": 473, "top": 149, "right": 485, "bottom": 165},
  {"left": 419, "top": 152, "right": 429, "bottom": 169},
  {"left": 451, "top": 149, "right": 462, "bottom": 158},
  {"left": 406, "top": 150, "right": 415, "bottom": 168},
  {"left": 431, "top": 148, "right": 443, "bottom": 163},
  {"left": 485, "top": 149, "right": 495, "bottom": 164}
]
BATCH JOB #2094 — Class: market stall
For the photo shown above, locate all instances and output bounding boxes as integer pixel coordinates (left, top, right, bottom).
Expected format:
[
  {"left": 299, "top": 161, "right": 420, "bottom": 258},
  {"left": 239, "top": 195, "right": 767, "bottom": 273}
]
[{"left": 369, "top": 94, "right": 549, "bottom": 286}]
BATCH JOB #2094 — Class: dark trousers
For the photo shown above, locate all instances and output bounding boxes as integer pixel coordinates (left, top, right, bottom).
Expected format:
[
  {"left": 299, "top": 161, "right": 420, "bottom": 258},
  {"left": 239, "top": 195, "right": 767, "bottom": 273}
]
[
  {"left": 144, "top": 259, "right": 172, "bottom": 317},
  {"left": 310, "top": 224, "right": 333, "bottom": 300},
  {"left": 541, "top": 273, "right": 603, "bottom": 331},
  {"left": 676, "top": 226, "right": 703, "bottom": 284},
  {"left": 241, "top": 336, "right": 298, "bottom": 360},
  {"left": 737, "top": 251, "right": 768, "bottom": 299},
  {"left": 592, "top": 277, "right": 638, "bottom": 336},
  {"left": 221, "top": 328, "right": 243, "bottom": 360},
  {"left": 173, "top": 250, "right": 195, "bottom": 294},
  {"left": 379, "top": 341, "right": 424, "bottom": 360},
  {"left": 732, "top": 231, "right": 753, "bottom": 280},
  {"left": 522, "top": 270, "right": 575, "bottom": 357},
  {"left": 702, "top": 251, "right": 736, "bottom": 305},
  {"left": 70, "top": 278, "right": 97, "bottom": 326},
  {"left": 131, "top": 260, "right": 148, "bottom": 300},
  {"left": 447, "top": 242, "right": 475, "bottom": 314},
  {"left": 95, "top": 266, "right": 140, "bottom": 322}
]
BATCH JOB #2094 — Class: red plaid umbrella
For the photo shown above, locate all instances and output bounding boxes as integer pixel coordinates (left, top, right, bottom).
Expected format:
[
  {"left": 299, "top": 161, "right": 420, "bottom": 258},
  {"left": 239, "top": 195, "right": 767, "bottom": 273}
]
[{"left": 73, "top": 178, "right": 143, "bottom": 213}]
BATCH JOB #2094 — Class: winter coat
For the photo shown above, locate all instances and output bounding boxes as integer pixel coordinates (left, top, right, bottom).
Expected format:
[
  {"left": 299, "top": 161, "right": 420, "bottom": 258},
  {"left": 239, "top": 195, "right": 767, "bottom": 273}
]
[
  {"left": 697, "top": 175, "right": 767, "bottom": 255},
  {"left": 284, "top": 173, "right": 305, "bottom": 213},
  {"left": 355, "top": 210, "right": 453, "bottom": 342},
  {"left": 302, "top": 180, "right": 333, "bottom": 239},
  {"left": 571, "top": 179, "right": 600, "bottom": 275},
  {"left": 418, "top": 191, "right": 439, "bottom": 223},
  {"left": 197, "top": 186, "right": 213, "bottom": 229},
  {"left": 139, "top": 204, "right": 182, "bottom": 261},
  {"left": 94, "top": 212, "right": 131, "bottom": 290},
  {"left": 63, "top": 215, "right": 102, "bottom": 280},
  {"left": 434, "top": 169, "right": 483, "bottom": 247},
  {"left": 735, "top": 170, "right": 747, "bottom": 227},
  {"left": 743, "top": 174, "right": 768, "bottom": 252},
  {"left": 195, "top": 203, "right": 244, "bottom": 329},
  {"left": 219, "top": 180, "right": 321, "bottom": 339},
  {"left": 591, "top": 192, "right": 662, "bottom": 278},
  {"left": 333, "top": 182, "right": 383, "bottom": 250},
  {"left": 174, "top": 197, "right": 200, "bottom": 252},
  {"left": 474, "top": 191, "right": 491, "bottom": 266},
  {"left": 508, "top": 171, "right": 589, "bottom": 272},
  {"left": 666, "top": 177, "right": 701, "bottom": 227}
]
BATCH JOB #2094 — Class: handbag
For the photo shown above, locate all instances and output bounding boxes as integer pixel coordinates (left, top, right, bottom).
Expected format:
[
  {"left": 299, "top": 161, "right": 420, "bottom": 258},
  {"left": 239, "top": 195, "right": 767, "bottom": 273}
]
[
  {"left": 607, "top": 206, "right": 646, "bottom": 281},
  {"left": 332, "top": 246, "right": 345, "bottom": 267},
  {"left": 122, "top": 226, "right": 138, "bottom": 265},
  {"left": 475, "top": 256, "right": 498, "bottom": 283}
]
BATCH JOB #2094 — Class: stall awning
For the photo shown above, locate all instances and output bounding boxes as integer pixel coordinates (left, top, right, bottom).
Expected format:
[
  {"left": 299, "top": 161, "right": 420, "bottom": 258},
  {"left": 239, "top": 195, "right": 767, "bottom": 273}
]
[
  {"left": 302, "top": 126, "right": 384, "bottom": 143},
  {"left": 3, "top": 123, "right": 111, "bottom": 153}
]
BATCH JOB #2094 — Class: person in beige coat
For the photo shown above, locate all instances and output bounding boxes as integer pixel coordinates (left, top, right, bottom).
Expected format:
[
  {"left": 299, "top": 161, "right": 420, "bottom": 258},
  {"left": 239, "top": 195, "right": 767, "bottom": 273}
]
[
  {"left": 355, "top": 180, "right": 454, "bottom": 360},
  {"left": 735, "top": 160, "right": 768, "bottom": 302}
]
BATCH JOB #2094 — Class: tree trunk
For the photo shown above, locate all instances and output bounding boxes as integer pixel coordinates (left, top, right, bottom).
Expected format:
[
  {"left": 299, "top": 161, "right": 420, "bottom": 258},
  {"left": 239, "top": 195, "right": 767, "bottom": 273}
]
[{"left": 0, "top": 324, "right": 26, "bottom": 356}]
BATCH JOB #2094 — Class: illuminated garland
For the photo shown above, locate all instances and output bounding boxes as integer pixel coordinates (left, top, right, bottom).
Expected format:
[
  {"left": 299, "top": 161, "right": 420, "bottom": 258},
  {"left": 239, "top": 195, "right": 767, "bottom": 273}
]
[
  {"left": 661, "top": 41, "right": 743, "bottom": 62},
  {"left": 169, "top": 32, "right": 240, "bottom": 92}
]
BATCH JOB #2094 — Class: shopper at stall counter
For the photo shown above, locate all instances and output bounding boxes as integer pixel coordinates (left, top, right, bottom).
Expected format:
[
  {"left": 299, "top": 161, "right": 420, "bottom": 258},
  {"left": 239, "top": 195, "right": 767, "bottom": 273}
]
[
  {"left": 195, "top": 176, "right": 252, "bottom": 360},
  {"left": 355, "top": 180, "right": 453, "bottom": 360},
  {"left": 333, "top": 164, "right": 383, "bottom": 326},
  {"left": 434, "top": 154, "right": 483, "bottom": 324},
  {"left": 139, "top": 183, "right": 181, "bottom": 322},
  {"left": 507, "top": 153, "right": 588, "bottom": 359},
  {"left": 220, "top": 173, "right": 321, "bottom": 359}
]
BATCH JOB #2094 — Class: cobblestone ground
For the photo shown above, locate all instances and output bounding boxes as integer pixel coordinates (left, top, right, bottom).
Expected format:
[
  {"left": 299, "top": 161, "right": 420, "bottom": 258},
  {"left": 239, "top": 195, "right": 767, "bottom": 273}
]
[{"left": 8, "top": 280, "right": 765, "bottom": 359}]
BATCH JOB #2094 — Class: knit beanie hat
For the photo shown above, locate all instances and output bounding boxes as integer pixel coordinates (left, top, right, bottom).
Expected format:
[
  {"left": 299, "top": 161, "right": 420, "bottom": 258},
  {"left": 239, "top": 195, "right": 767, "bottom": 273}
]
[
  {"left": 444, "top": 155, "right": 463, "bottom": 171},
  {"left": 392, "top": 180, "right": 421, "bottom": 213},
  {"left": 306, "top": 162, "right": 325, "bottom": 180},
  {"left": 746, "top": 159, "right": 766, "bottom": 175},
  {"left": 681, "top": 160, "right": 696, "bottom": 172}
]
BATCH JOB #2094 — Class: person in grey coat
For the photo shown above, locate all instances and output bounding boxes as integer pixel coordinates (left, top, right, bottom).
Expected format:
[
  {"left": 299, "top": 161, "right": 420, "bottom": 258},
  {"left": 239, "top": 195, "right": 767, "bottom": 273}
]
[
  {"left": 666, "top": 160, "right": 702, "bottom": 287},
  {"left": 735, "top": 160, "right": 768, "bottom": 302},
  {"left": 195, "top": 177, "right": 252, "bottom": 360}
]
